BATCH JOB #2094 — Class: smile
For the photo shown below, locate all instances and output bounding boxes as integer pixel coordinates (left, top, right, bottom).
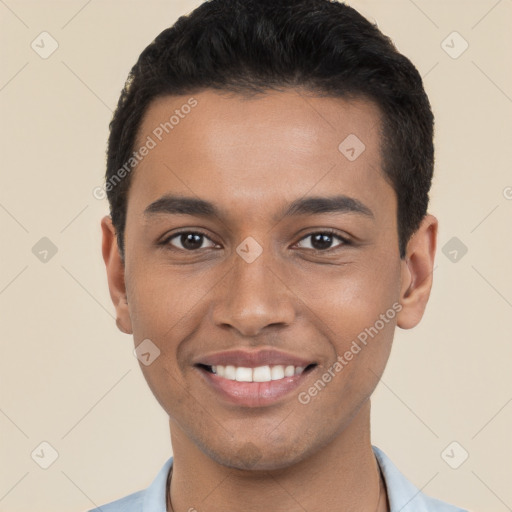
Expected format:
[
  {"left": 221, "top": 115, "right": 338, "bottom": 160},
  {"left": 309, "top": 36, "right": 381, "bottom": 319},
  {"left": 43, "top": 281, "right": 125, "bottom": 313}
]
[
  {"left": 193, "top": 349, "right": 318, "bottom": 407},
  {"left": 206, "top": 364, "right": 309, "bottom": 382}
]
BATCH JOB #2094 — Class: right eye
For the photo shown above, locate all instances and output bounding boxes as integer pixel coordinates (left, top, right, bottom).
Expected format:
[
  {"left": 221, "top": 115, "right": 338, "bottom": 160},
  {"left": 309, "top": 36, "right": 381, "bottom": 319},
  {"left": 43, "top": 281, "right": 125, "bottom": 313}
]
[{"left": 162, "top": 231, "right": 218, "bottom": 251}]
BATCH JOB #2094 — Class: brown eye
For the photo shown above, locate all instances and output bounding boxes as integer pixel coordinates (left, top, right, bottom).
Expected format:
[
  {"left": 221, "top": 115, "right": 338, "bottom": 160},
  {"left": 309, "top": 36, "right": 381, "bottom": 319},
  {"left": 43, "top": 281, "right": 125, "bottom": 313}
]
[
  {"left": 296, "top": 232, "right": 349, "bottom": 251},
  {"left": 165, "top": 231, "right": 216, "bottom": 251}
]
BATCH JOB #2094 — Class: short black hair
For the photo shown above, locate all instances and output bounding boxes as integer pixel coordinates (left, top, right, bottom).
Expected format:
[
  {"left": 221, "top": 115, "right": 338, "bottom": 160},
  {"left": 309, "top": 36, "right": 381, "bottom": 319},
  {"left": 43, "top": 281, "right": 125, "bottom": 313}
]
[{"left": 105, "top": 0, "right": 434, "bottom": 260}]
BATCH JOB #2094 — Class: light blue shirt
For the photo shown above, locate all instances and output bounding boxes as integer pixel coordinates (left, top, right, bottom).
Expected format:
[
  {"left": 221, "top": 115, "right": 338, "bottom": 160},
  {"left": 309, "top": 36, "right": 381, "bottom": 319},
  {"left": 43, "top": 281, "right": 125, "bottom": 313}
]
[{"left": 88, "top": 445, "right": 468, "bottom": 511}]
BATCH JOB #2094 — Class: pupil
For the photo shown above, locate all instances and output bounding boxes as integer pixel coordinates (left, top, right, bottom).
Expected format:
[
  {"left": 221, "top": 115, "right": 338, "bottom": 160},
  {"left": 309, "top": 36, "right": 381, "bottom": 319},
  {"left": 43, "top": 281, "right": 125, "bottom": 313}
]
[
  {"left": 182, "top": 233, "right": 203, "bottom": 250},
  {"left": 311, "top": 233, "right": 332, "bottom": 250}
]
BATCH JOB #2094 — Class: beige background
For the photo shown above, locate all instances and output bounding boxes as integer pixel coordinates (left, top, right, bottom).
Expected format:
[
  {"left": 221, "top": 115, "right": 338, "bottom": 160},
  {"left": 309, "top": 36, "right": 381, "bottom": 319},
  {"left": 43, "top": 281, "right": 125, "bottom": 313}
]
[{"left": 1, "top": 1, "right": 511, "bottom": 511}]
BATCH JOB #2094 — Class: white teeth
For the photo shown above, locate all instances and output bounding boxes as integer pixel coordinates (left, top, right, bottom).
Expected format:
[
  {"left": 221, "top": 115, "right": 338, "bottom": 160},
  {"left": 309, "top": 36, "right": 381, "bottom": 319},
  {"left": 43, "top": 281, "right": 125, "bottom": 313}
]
[
  {"left": 208, "top": 363, "right": 309, "bottom": 382},
  {"left": 271, "top": 365, "right": 285, "bottom": 380},
  {"left": 253, "top": 365, "right": 272, "bottom": 382},
  {"left": 235, "top": 367, "right": 253, "bottom": 382},
  {"left": 224, "top": 365, "right": 236, "bottom": 380},
  {"left": 284, "top": 365, "right": 295, "bottom": 377}
]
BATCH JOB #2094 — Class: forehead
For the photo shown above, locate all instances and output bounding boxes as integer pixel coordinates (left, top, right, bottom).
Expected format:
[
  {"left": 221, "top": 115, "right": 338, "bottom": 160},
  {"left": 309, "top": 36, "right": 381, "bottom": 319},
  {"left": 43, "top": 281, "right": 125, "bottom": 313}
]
[{"left": 128, "top": 89, "right": 392, "bottom": 222}]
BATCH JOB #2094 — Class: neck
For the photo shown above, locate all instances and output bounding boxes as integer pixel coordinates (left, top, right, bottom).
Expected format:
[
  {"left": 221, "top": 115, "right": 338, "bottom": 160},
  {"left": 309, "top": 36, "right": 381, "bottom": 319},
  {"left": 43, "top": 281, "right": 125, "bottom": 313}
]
[{"left": 167, "top": 400, "right": 387, "bottom": 512}]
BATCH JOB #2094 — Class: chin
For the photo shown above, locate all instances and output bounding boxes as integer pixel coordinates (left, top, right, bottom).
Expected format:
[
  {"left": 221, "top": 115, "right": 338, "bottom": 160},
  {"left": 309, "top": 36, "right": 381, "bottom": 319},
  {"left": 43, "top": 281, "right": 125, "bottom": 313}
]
[{"left": 205, "top": 438, "right": 315, "bottom": 472}]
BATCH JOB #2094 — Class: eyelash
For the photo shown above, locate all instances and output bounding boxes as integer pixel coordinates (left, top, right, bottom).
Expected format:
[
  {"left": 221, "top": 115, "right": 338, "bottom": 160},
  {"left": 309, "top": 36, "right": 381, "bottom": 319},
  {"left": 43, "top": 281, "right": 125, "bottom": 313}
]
[{"left": 160, "top": 229, "right": 351, "bottom": 253}]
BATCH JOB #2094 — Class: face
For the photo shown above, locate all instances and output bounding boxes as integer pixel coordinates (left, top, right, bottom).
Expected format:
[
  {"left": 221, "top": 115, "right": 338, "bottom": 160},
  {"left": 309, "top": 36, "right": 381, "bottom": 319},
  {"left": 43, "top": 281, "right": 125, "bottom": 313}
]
[{"left": 102, "top": 89, "right": 436, "bottom": 470}]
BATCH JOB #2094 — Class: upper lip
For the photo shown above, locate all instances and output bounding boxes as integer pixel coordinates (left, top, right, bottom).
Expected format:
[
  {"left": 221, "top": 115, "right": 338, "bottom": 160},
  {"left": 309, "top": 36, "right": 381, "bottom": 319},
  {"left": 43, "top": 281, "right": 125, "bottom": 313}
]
[{"left": 194, "top": 349, "right": 316, "bottom": 368}]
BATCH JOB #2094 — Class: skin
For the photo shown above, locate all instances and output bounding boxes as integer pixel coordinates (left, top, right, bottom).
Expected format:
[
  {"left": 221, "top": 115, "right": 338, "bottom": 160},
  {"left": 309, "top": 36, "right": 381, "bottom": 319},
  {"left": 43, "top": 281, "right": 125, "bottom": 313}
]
[{"left": 101, "top": 89, "right": 437, "bottom": 512}]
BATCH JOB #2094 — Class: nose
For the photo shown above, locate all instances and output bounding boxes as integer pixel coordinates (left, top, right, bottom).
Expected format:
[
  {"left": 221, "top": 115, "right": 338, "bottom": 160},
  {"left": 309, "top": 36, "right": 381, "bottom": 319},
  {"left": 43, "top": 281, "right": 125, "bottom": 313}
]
[{"left": 211, "top": 248, "right": 296, "bottom": 337}]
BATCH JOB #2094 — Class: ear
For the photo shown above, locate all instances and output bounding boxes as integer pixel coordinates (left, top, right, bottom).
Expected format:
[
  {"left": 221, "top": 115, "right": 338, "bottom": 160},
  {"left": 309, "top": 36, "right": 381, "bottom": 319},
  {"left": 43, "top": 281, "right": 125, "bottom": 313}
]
[
  {"left": 101, "top": 215, "right": 133, "bottom": 335},
  {"left": 396, "top": 214, "right": 438, "bottom": 330}
]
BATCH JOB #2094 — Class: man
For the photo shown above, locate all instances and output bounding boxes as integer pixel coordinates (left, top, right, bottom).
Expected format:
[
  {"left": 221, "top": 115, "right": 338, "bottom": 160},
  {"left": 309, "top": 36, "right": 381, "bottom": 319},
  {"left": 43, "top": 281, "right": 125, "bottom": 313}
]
[{"left": 96, "top": 0, "right": 468, "bottom": 510}]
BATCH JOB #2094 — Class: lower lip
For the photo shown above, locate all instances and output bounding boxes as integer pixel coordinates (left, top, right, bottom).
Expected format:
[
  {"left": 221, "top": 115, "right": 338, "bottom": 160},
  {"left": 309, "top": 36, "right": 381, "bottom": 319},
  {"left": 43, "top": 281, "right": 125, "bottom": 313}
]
[{"left": 196, "top": 367, "right": 313, "bottom": 407}]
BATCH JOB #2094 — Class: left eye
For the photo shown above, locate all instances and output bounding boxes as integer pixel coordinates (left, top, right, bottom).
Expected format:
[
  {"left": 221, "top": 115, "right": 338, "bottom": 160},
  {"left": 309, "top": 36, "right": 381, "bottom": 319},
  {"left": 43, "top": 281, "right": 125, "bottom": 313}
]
[{"left": 296, "top": 232, "right": 348, "bottom": 251}]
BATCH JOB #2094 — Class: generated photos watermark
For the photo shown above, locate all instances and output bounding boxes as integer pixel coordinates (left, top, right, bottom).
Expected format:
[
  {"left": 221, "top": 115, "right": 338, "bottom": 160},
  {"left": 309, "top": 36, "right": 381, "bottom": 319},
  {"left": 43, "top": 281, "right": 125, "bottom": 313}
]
[
  {"left": 93, "top": 97, "right": 198, "bottom": 200},
  {"left": 298, "top": 302, "right": 402, "bottom": 405}
]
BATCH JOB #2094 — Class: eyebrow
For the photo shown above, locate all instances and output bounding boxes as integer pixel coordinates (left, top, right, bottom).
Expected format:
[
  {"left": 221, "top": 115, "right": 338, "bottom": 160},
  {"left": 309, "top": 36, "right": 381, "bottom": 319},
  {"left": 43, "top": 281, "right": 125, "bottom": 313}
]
[
  {"left": 144, "top": 195, "right": 219, "bottom": 219},
  {"left": 143, "top": 194, "right": 374, "bottom": 221},
  {"left": 280, "top": 195, "right": 374, "bottom": 220}
]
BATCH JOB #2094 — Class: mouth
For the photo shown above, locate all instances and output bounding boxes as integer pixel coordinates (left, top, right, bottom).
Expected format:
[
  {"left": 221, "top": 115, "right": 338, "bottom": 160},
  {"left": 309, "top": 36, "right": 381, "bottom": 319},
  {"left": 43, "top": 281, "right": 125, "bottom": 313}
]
[
  {"left": 193, "top": 349, "right": 318, "bottom": 407},
  {"left": 197, "top": 363, "right": 317, "bottom": 382}
]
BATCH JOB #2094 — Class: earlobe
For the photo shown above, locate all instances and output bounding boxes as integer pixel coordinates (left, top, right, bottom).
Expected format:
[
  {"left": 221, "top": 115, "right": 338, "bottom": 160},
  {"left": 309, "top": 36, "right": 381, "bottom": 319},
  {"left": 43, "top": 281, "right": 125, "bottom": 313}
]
[
  {"left": 396, "top": 214, "right": 438, "bottom": 330},
  {"left": 101, "top": 215, "right": 133, "bottom": 335}
]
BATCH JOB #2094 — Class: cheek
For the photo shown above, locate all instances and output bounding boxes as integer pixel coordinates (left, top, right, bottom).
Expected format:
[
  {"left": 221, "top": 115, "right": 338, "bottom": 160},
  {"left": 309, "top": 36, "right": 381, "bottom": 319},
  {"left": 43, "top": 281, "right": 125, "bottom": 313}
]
[
  {"left": 288, "top": 255, "right": 400, "bottom": 398},
  {"left": 291, "top": 256, "right": 401, "bottom": 337},
  {"left": 137, "top": 355, "right": 201, "bottom": 426},
  {"left": 126, "top": 260, "right": 212, "bottom": 343},
  {"left": 125, "top": 262, "right": 217, "bottom": 407}
]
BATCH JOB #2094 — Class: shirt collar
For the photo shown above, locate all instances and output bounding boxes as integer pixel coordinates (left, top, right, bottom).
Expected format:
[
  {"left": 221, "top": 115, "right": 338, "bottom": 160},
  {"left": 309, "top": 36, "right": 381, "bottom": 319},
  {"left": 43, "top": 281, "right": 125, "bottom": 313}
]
[
  {"left": 373, "top": 445, "right": 435, "bottom": 512},
  {"left": 142, "top": 455, "right": 172, "bottom": 512}
]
